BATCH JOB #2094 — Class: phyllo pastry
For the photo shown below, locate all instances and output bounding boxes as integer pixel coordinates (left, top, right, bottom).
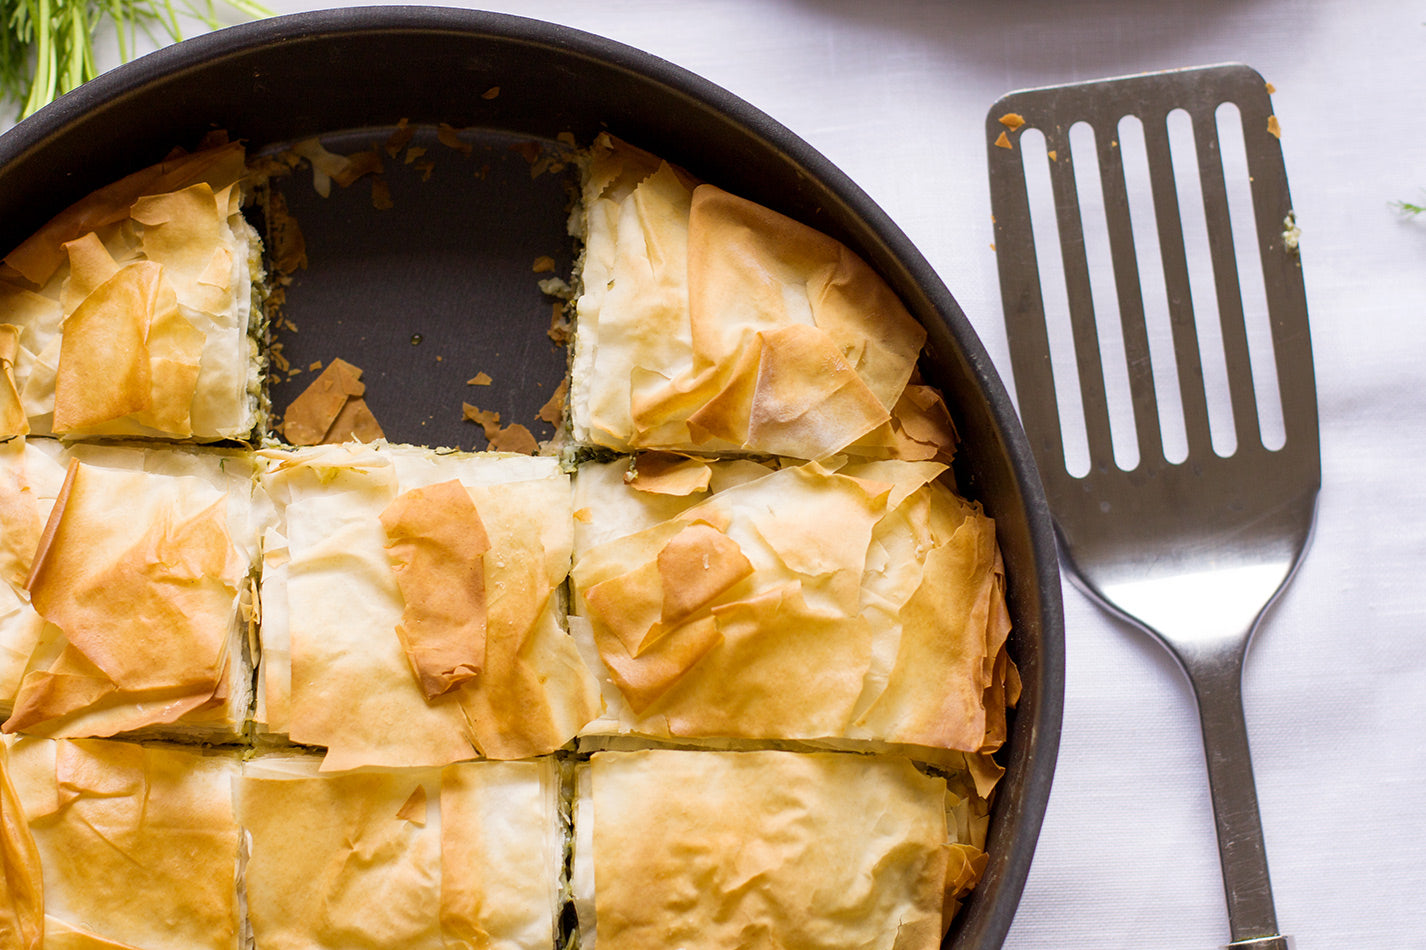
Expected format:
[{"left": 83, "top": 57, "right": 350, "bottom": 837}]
[
  {"left": 0, "top": 439, "right": 265, "bottom": 741},
  {"left": 570, "top": 134, "right": 955, "bottom": 462},
  {"left": 0, "top": 138, "right": 264, "bottom": 441},
  {"left": 256, "top": 442, "right": 599, "bottom": 771},
  {"left": 1, "top": 736, "right": 243, "bottom": 950},
  {"left": 572, "top": 749, "right": 988, "bottom": 950},
  {"left": 237, "top": 755, "right": 563, "bottom": 950},
  {"left": 569, "top": 454, "right": 1017, "bottom": 770}
]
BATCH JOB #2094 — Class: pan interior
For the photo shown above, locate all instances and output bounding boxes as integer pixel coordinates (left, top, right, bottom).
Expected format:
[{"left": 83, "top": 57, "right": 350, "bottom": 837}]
[{"left": 257, "top": 125, "right": 576, "bottom": 448}]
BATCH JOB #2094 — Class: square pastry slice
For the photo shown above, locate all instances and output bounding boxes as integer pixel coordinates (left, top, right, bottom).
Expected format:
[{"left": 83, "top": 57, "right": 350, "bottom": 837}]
[
  {"left": 570, "top": 455, "right": 1017, "bottom": 772},
  {"left": 573, "top": 749, "right": 987, "bottom": 950},
  {"left": 0, "top": 139, "right": 265, "bottom": 441},
  {"left": 237, "top": 755, "right": 564, "bottom": 950},
  {"left": 256, "top": 442, "right": 599, "bottom": 770},
  {"left": 1, "top": 736, "right": 243, "bottom": 950},
  {"left": 570, "top": 134, "right": 955, "bottom": 462},
  {"left": 0, "top": 439, "right": 265, "bottom": 741}
]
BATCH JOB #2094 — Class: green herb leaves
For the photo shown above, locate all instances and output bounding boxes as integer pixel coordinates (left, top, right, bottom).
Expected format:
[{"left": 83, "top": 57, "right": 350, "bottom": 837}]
[{"left": 1, "top": 0, "right": 266, "bottom": 120}]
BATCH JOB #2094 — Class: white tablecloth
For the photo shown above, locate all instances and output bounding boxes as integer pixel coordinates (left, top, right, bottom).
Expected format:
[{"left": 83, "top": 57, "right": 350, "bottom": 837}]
[{"left": 5, "top": 2, "right": 1423, "bottom": 947}]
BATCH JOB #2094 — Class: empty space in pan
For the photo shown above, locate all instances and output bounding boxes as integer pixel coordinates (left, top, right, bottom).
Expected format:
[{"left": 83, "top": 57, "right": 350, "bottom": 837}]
[{"left": 256, "top": 125, "right": 576, "bottom": 449}]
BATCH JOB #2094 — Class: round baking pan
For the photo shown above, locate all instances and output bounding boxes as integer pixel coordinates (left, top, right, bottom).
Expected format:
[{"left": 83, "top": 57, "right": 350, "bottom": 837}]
[{"left": 0, "top": 8, "right": 1065, "bottom": 948}]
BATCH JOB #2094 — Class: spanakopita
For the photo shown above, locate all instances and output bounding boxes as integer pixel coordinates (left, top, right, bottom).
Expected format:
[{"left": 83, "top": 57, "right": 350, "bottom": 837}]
[
  {"left": 0, "top": 139, "right": 264, "bottom": 442},
  {"left": 256, "top": 442, "right": 599, "bottom": 771}
]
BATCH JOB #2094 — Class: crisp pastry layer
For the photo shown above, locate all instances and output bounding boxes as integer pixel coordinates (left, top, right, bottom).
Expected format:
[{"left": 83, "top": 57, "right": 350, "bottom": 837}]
[
  {"left": 0, "top": 139, "right": 264, "bottom": 442},
  {"left": 238, "top": 754, "right": 563, "bottom": 950},
  {"left": 572, "top": 749, "right": 986, "bottom": 950},
  {"left": 570, "top": 455, "right": 1017, "bottom": 771},
  {"left": 256, "top": 442, "right": 599, "bottom": 770},
  {"left": 570, "top": 133, "right": 956, "bottom": 462},
  {"left": 2, "top": 736, "right": 243, "bottom": 950},
  {"left": 0, "top": 739, "right": 562, "bottom": 950},
  {"left": 0, "top": 438, "right": 264, "bottom": 740}
]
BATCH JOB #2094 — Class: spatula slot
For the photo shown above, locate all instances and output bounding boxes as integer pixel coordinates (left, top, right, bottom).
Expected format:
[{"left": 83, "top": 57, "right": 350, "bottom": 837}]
[
  {"left": 1117, "top": 114, "right": 1190, "bottom": 465},
  {"left": 1215, "top": 101, "right": 1286, "bottom": 452},
  {"left": 1019, "top": 125, "right": 1092, "bottom": 477},
  {"left": 1166, "top": 106, "right": 1240, "bottom": 459},
  {"left": 1066, "top": 120, "right": 1141, "bottom": 474}
]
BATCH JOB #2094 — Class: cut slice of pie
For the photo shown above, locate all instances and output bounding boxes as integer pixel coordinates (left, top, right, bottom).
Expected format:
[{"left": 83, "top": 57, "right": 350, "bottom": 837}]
[
  {"left": 0, "top": 440, "right": 264, "bottom": 741},
  {"left": 237, "top": 754, "right": 564, "bottom": 950},
  {"left": 3, "top": 736, "right": 243, "bottom": 950},
  {"left": 570, "top": 454, "right": 1016, "bottom": 775},
  {"left": 256, "top": 441, "right": 599, "bottom": 771},
  {"left": 572, "top": 749, "right": 988, "bottom": 950},
  {"left": 570, "top": 134, "right": 955, "bottom": 462},
  {"left": 0, "top": 138, "right": 265, "bottom": 442}
]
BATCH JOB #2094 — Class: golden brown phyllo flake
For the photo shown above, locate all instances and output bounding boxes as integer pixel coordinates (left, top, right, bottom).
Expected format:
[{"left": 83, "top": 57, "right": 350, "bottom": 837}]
[
  {"left": 380, "top": 479, "right": 491, "bottom": 699},
  {"left": 0, "top": 140, "right": 263, "bottom": 442},
  {"left": 280, "top": 356, "right": 385, "bottom": 445},
  {"left": 570, "top": 133, "right": 955, "bottom": 462}
]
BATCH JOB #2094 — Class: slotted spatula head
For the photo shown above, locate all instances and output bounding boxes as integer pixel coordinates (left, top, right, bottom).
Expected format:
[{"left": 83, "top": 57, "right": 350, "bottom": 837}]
[
  {"left": 987, "top": 64, "right": 1318, "bottom": 949},
  {"left": 988, "top": 63, "right": 1319, "bottom": 635}
]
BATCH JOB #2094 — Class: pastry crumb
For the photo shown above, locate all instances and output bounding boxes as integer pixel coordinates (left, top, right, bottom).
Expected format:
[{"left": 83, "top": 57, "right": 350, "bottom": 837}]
[
  {"left": 437, "top": 124, "right": 474, "bottom": 156},
  {"left": 283, "top": 358, "right": 385, "bottom": 445},
  {"left": 490, "top": 424, "right": 537, "bottom": 454},
  {"left": 384, "top": 119, "right": 415, "bottom": 158},
  {"left": 1281, "top": 211, "right": 1300, "bottom": 253},
  {"left": 548, "top": 303, "right": 571, "bottom": 345},
  {"left": 510, "top": 141, "right": 541, "bottom": 165},
  {"left": 537, "top": 378, "right": 568, "bottom": 428},
  {"left": 462, "top": 403, "right": 537, "bottom": 454},
  {"left": 371, "top": 178, "right": 393, "bottom": 210},
  {"left": 266, "top": 190, "right": 308, "bottom": 276},
  {"left": 538, "top": 277, "right": 571, "bottom": 298}
]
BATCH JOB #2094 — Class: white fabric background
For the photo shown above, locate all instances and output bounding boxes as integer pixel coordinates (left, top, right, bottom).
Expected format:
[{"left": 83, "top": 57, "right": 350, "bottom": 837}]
[{"left": 4, "top": 1, "right": 1424, "bottom": 947}]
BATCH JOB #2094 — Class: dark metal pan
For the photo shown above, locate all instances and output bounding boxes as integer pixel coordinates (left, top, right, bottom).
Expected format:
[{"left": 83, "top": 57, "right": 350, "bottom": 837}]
[{"left": 0, "top": 8, "right": 1064, "bottom": 948}]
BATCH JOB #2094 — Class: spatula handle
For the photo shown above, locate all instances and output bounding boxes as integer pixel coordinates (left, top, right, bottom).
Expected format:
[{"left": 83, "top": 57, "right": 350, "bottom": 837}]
[
  {"left": 1188, "top": 651, "right": 1292, "bottom": 947},
  {"left": 1223, "top": 936, "right": 1295, "bottom": 949}
]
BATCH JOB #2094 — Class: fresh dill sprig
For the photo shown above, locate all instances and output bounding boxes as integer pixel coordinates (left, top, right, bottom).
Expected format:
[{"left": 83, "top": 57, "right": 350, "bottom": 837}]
[
  {"left": 1, "top": 0, "right": 267, "bottom": 120},
  {"left": 1396, "top": 199, "right": 1425, "bottom": 216}
]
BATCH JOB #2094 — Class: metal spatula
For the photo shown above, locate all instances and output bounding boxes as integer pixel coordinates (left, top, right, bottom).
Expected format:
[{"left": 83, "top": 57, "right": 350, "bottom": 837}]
[{"left": 987, "top": 64, "right": 1317, "bottom": 950}]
